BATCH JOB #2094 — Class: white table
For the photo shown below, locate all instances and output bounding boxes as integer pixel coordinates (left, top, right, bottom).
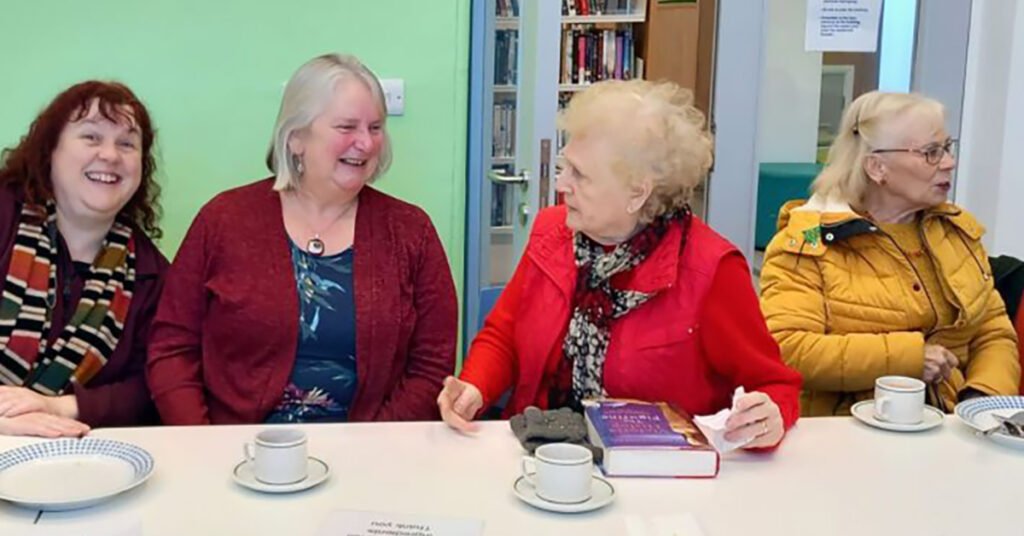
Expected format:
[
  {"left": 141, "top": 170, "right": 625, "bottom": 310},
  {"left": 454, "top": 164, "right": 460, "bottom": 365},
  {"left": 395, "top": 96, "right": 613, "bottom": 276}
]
[{"left": 2, "top": 417, "right": 1021, "bottom": 535}]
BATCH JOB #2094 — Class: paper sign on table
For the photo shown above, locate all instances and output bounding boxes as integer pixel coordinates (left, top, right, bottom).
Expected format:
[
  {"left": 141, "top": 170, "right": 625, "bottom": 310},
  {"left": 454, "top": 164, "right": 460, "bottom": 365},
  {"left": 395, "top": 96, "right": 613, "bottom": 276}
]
[
  {"left": 316, "top": 510, "right": 483, "bottom": 536},
  {"left": 624, "top": 513, "right": 705, "bottom": 536},
  {"left": 804, "top": 0, "right": 883, "bottom": 52}
]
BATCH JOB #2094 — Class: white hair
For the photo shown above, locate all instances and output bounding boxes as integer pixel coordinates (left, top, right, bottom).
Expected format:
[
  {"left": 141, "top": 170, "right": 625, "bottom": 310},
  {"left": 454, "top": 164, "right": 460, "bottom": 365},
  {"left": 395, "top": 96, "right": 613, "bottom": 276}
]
[{"left": 266, "top": 53, "right": 393, "bottom": 190}]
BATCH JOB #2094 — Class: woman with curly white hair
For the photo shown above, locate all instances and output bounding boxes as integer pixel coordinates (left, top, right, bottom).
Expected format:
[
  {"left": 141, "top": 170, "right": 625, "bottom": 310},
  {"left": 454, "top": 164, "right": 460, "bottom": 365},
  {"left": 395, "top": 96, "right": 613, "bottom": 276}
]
[{"left": 439, "top": 79, "right": 802, "bottom": 450}]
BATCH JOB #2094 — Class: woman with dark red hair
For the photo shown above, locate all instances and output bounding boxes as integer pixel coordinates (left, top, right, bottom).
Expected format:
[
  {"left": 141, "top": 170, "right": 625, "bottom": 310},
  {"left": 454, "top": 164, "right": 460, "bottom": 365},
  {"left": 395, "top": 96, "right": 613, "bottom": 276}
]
[{"left": 0, "top": 81, "right": 167, "bottom": 437}]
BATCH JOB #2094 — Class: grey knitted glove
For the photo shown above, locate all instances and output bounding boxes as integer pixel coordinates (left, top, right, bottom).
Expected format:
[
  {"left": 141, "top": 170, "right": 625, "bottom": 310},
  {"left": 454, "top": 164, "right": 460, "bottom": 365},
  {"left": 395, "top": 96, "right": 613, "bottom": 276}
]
[{"left": 509, "top": 406, "right": 602, "bottom": 463}]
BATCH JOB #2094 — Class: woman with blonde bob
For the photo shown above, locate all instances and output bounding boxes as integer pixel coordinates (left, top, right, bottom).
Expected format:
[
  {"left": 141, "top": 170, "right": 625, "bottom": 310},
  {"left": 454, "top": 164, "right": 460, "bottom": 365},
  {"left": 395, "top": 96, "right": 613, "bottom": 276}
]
[
  {"left": 147, "top": 53, "right": 457, "bottom": 424},
  {"left": 439, "top": 80, "right": 802, "bottom": 450},
  {"left": 760, "top": 91, "right": 1019, "bottom": 416}
]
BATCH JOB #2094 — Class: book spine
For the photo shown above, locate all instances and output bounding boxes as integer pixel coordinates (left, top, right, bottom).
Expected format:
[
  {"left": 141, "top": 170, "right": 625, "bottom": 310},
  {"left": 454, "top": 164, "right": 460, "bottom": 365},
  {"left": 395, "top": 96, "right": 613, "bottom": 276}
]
[
  {"left": 624, "top": 31, "right": 632, "bottom": 79},
  {"left": 615, "top": 33, "right": 624, "bottom": 79},
  {"left": 507, "top": 103, "right": 516, "bottom": 156},
  {"left": 589, "top": 32, "right": 598, "bottom": 84},
  {"left": 577, "top": 33, "right": 586, "bottom": 84}
]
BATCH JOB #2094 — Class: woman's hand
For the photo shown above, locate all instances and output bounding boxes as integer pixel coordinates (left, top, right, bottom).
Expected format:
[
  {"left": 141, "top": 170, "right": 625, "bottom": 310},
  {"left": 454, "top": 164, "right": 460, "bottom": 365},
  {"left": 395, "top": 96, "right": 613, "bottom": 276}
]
[
  {"left": 923, "top": 344, "right": 959, "bottom": 383},
  {"left": 0, "top": 413, "right": 90, "bottom": 438},
  {"left": 724, "top": 391, "right": 785, "bottom": 449},
  {"left": 437, "top": 376, "right": 484, "bottom": 433},
  {"left": 0, "top": 386, "right": 77, "bottom": 419},
  {"left": 0, "top": 386, "right": 56, "bottom": 417}
]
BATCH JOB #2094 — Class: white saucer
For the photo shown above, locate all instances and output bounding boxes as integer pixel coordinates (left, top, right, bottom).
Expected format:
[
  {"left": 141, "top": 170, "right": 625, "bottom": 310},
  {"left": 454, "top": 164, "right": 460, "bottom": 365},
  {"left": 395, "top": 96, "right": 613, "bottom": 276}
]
[
  {"left": 851, "top": 400, "right": 944, "bottom": 432},
  {"left": 232, "top": 457, "right": 330, "bottom": 493},
  {"left": 513, "top": 475, "right": 615, "bottom": 514}
]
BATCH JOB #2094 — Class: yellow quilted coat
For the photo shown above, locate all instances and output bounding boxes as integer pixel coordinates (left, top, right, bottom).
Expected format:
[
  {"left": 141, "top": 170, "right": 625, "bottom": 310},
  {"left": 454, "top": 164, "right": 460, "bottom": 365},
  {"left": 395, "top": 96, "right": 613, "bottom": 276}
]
[{"left": 760, "top": 195, "right": 1020, "bottom": 416}]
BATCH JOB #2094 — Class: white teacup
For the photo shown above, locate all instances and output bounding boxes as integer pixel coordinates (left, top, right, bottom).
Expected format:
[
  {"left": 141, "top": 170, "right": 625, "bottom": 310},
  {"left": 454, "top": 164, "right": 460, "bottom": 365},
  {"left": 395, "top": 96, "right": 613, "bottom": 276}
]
[
  {"left": 874, "top": 376, "right": 926, "bottom": 425},
  {"left": 243, "top": 428, "right": 308, "bottom": 485},
  {"left": 521, "top": 443, "right": 593, "bottom": 504}
]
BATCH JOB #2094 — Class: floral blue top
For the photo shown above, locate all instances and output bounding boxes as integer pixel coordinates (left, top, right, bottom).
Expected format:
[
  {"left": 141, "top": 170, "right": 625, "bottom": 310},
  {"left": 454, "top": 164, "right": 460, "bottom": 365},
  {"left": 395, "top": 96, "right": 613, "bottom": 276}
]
[{"left": 266, "top": 243, "right": 357, "bottom": 423}]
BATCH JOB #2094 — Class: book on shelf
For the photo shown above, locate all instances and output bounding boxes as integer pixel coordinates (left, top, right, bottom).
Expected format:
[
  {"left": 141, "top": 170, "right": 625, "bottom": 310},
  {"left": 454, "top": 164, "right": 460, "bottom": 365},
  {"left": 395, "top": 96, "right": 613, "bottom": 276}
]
[
  {"left": 560, "top": 26, "right": 639, "bottom": 86},
  {"left": 494, "top": 30, "right": 518, "bottom": 85},
  {"left": 490, "top": 179, "right": 513, "bottom": 227},
  {"left": 563, "top": 0, "right": 637, "bottom": 16},
  {"left": 496, "top": 0, "right": 520, "bottom": 17},
  {"left": 584, "top": 399, "right": 720, "bottom": 478},
  {"left": 491, "top": 102, "right": 515, "bottom": 161}
]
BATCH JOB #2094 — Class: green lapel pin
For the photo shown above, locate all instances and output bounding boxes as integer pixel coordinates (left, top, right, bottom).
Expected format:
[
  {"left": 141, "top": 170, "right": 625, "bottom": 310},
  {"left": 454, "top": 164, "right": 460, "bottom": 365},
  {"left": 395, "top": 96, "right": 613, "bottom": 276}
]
[{"left": 802, "top": 226, "right": 822, "bottom": 248}]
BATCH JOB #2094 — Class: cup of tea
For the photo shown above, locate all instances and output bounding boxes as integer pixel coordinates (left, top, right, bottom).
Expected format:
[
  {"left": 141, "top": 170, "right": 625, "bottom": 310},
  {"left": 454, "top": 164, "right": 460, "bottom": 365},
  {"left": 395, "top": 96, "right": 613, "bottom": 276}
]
[
  {"left": 874, "top": 376, "right": 926, "bottom": 425},
  {"left": 243, "top": 428, "right": 308, "bottom": 485},
  {"left": 520, "top": 443, "right": 593, "bottom": 504}
]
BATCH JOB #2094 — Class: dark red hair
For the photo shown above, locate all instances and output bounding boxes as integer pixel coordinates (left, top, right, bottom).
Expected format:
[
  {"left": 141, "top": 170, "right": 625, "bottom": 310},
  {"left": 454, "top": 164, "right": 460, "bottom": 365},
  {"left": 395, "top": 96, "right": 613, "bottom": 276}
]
[{"left": 0, "top": 81, "right": 162, "bottom": 238}]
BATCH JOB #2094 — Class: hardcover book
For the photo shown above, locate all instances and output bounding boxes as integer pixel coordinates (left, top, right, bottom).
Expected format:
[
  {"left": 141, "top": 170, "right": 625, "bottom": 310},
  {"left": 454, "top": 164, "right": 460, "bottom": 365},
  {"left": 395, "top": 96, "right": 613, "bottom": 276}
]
[{"left": 585, "top": 399, "right": 720, "bottom": 478}]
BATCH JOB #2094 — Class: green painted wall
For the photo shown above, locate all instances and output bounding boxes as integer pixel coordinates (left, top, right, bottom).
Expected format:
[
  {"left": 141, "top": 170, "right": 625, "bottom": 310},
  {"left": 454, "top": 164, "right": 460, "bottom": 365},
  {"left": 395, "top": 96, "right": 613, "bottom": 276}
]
[{"left": 0, "top": 0, "right": 469, "bottom": 299}]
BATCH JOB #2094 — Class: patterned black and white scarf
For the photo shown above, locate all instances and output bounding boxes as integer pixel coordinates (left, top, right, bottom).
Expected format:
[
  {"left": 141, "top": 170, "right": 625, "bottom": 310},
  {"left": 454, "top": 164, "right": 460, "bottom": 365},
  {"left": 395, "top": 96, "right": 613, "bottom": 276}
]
[{"left": 564, "top": 208, "right": 691, "bottom": 407}]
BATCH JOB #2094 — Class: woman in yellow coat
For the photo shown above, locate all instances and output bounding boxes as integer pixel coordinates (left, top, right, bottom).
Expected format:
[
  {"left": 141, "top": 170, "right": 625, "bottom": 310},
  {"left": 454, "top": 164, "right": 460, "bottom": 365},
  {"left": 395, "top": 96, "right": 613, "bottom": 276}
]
[{"left": 760, "top": 91, "right": 1020, "bottom": 416}]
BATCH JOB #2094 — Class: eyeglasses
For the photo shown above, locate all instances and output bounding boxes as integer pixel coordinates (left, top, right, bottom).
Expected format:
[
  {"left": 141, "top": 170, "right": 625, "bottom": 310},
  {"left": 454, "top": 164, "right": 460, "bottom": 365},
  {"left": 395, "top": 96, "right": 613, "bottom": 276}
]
[{"left": 871, "top": 138, "right": 958, "bottom": 166}]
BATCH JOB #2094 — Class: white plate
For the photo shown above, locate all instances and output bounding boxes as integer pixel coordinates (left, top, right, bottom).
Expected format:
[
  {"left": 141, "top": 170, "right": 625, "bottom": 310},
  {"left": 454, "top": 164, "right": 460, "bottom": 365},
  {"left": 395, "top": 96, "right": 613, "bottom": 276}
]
[
  {"left": 513, "top": 475, "right": 615, "bottom": 514},
  {"left": 955, "top": 396, "right": 1024, "bottom": 450},
  {"left": 232, "top": 457, "right": 330, "bottom": 493},
  {"left": 0, "top": 438, "right": 154, "bottom": 511},
  {"left": 851, "top": 400, "right": 944, "bottom": 432}
]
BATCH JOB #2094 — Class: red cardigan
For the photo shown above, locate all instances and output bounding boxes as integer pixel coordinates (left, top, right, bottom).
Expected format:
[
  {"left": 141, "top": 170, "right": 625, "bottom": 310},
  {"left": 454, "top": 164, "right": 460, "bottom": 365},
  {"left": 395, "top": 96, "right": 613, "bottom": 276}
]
[
  {"left": 146, "top": 178, "right": 457, "bottom": 424},
  {"left": 461, "top": 206, "right": 802, "bottom": 431},
  {"left": 0, "top": 186, "right": 167, "bottom": 427}
]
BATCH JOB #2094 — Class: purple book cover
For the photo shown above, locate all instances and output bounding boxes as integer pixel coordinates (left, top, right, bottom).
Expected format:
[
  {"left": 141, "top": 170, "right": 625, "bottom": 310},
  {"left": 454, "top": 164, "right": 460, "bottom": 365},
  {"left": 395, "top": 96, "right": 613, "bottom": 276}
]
[{"left": 587, "top": 400, "right": 708, "bottom": 449}]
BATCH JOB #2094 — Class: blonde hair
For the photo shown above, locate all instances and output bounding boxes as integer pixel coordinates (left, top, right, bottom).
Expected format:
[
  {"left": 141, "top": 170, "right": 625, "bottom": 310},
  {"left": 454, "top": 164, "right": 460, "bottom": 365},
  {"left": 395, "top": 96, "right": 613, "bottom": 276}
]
[
  {"left": 812, "top": 91, "right": 945, "bottom": 203},
  {"left": 266, "top": 53, "right": 393, "bottom": 191},
  {"left": 557, "top": 79, "right": 713, "bottom": 223}
]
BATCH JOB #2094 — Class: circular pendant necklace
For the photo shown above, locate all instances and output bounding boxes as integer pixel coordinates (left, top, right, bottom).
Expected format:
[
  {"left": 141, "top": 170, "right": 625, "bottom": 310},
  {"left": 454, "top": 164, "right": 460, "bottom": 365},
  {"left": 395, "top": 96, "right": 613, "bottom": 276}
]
[
  {"left": 307, "top": 236, "right": 327, "bottom": 256},
  {"left": 289, "top": 192, "right": 358, "bottom": 257}
]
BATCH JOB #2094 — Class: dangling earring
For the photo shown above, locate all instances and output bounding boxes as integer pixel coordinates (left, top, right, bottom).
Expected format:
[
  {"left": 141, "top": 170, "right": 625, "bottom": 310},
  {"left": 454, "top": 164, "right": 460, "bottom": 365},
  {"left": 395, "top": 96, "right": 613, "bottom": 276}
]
[{"left": 293, "top": 154, "right": 304, "bottom": 176}]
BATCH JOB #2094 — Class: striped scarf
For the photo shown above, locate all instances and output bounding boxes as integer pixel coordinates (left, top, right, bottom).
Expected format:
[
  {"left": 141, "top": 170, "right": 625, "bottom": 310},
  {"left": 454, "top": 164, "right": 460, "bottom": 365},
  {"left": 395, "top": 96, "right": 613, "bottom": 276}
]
[{"left": 0, "top": 202, "right": 135, "bottom": 395}]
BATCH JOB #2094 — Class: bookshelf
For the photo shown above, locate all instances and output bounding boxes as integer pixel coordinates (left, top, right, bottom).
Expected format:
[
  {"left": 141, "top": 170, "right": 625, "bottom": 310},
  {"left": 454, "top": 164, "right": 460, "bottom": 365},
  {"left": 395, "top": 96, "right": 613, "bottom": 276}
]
[
  {"left": 495, "top": 16, "right": 518, "bottom": 30},
  {"left": 493, "top": 1, "right": 650, "bottom": 96},
  {"left": 484, "top": 0, "right": 710, "bottom": 283},
  {"left": 490, "top": 0, "right": 650, "bottom": 233},
  {"left": 561, "top": 13, "right": 646, "bottom": 24}
]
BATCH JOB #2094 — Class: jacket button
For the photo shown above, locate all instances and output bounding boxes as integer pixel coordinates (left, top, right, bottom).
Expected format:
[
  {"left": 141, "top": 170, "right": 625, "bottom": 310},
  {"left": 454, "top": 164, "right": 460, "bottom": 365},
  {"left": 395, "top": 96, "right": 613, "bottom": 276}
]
[{"left": 912, "top": 283, "right": 922, "bottom": 292}]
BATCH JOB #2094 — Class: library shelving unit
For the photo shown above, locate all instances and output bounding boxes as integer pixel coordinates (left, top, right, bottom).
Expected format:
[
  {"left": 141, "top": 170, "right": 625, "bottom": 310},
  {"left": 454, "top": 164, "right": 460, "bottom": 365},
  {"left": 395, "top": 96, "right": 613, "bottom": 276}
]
[{"left": 485, "top": 0, "right": 712, "bottom": 284}]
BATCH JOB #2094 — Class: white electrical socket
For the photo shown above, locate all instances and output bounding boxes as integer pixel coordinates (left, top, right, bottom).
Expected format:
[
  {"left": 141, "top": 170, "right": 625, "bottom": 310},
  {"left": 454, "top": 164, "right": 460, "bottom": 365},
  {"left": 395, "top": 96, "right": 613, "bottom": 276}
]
[{"left": 379, "top": 78, "right": 405, "bottom": 116}]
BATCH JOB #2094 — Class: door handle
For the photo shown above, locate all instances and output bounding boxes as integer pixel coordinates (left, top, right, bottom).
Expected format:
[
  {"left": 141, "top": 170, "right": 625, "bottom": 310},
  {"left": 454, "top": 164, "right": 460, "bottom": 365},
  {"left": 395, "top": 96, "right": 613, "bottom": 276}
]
[{"left": 487, "top": 169, "right": 531, "bottom": 185}]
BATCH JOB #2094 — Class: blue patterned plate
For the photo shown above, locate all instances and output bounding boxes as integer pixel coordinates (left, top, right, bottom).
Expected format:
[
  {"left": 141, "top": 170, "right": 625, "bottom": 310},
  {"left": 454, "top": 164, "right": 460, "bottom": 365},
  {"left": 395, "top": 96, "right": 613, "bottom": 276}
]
[
  {"left": 955, "top": 396, "right": 1024, "bottom": 450},
  {"left": 0, "top": 438, "right": 154, "bottom": 511}
]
